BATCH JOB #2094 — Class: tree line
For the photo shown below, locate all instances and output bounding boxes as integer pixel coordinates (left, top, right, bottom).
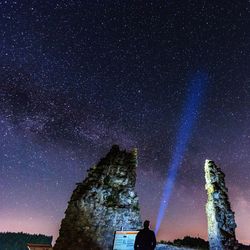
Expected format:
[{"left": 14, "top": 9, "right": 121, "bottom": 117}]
[{"left": 0, "top": 232, "right": 52, "bottom": 250}]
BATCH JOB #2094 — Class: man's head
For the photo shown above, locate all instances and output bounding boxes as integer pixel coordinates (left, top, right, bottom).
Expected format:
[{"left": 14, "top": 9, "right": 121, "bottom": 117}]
[{"left": 143, "top": 220, "right": 150, "bottom": 229}]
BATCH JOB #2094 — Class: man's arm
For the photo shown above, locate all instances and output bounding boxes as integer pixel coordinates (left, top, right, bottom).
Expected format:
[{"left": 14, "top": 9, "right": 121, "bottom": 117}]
[
  {"left": 134, "top": 232, "right": 140, "bottom": 250},
  {"left": 151, "top": 231, "right": 157, "bottom": 248}
]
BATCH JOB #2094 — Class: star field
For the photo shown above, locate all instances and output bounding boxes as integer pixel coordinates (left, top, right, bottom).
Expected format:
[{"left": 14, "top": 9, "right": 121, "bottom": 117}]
[{"left": 0, "top": 0, "right": 250, "bottom": 245}]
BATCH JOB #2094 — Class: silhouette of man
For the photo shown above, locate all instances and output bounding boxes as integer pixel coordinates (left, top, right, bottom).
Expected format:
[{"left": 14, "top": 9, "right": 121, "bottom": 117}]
[{"left": 134, "top": 220, "right": 156, "bottom": 250}]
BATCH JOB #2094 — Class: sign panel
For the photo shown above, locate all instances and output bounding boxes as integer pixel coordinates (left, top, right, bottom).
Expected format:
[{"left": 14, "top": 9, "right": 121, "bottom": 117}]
[{"left": 113, "top": 231, "right": 139, "bottom": 250}]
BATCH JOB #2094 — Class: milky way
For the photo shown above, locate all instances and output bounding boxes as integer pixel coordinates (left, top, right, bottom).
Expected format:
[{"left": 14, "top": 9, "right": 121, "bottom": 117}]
[{"left": 0, "top": 0, "right": 250, "bottom": 245}]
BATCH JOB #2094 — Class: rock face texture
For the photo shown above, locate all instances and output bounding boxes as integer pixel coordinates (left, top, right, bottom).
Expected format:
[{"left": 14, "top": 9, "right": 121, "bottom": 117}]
[
  {"left": 204, "top": 159, "right": 238, "bottom": 250},
  {"left": 54, "top": 145, "right": 142, "bottom": 250}
]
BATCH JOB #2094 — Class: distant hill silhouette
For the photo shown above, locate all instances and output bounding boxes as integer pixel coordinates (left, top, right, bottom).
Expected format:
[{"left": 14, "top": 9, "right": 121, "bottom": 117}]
[
  {"left": 0, "top": 232, "right": 52, "bottom": 250},
  {"left": 159, "top": 236, "right": 209, "bottom": 249},
  {"left": 159, "top": 236, "right": 250, "bottom": 249}
]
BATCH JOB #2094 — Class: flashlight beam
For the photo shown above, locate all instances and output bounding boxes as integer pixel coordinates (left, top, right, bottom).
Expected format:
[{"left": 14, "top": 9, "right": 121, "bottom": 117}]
[{"left": 155, "top": 71, "right": 209, "bottom": 234}]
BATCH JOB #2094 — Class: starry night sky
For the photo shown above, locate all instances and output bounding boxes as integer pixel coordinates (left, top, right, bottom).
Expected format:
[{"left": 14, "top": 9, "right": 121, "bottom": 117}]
[{"left": 1, "top": 0, "right": 250, "bottom": 245}]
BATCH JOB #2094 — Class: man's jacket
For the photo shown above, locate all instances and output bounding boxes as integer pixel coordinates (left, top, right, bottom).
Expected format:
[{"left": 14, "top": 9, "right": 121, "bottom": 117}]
[{"left": 134, "top": 228, "right": 156, "bottom": 250}]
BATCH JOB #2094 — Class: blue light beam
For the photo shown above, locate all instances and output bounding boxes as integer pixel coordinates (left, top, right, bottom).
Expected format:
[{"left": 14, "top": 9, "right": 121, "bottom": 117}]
[{"left": 155, "top": 71, "right": 209, "bottom": 235}]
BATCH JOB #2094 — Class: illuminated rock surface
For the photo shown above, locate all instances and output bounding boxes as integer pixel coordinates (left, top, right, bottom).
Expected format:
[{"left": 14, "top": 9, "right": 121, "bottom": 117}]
[
  {"left": 205, "top": 160, "right": 238, "bottom": 250},
  {"left": 54, "top": 145, "right": 142, "bottom": 250}
]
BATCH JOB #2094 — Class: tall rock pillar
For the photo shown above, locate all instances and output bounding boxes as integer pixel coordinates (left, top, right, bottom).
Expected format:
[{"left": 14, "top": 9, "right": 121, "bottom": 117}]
[
  {"left": 204, "top": 159, "right": 238, "bottom": 250},
  {"left": 54, "top": 145, "right": 142, "bottom": 250}
]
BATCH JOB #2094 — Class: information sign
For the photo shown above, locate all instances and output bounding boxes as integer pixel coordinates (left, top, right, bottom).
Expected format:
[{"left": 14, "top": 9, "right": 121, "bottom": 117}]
[{"left": 113, "top": 231, "right": 139, "bottom": 250}]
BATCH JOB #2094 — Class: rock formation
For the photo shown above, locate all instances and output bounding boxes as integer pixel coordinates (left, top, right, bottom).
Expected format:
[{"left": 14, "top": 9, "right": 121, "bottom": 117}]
[
  {"left": 54, "top": 145, "right": 142, "bottom": 250},
  {"left": 204, "top": 159, "right": 238, "bottom": 250}
]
